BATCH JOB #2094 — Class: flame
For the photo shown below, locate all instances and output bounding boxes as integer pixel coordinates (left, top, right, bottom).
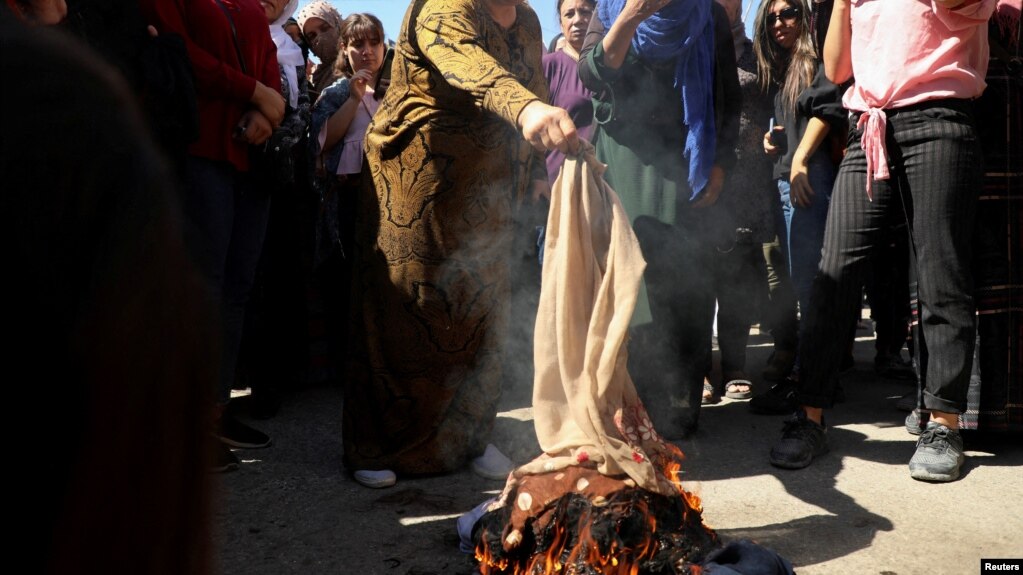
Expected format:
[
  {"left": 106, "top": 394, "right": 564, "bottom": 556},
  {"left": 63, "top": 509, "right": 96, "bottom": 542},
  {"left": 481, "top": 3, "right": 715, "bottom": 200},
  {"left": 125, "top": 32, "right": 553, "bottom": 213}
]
[
  {"left": 475, "top": 530, "right": 508, "bottom": 574},
  {"left": 662, "top": 459, "right": 704, "bottom": 516},
  {"left": 475, "top": 498, "right": 665, "bottom": 575},
  {"left": 476, "top": 452, "right": 716, "bottom": 573}
]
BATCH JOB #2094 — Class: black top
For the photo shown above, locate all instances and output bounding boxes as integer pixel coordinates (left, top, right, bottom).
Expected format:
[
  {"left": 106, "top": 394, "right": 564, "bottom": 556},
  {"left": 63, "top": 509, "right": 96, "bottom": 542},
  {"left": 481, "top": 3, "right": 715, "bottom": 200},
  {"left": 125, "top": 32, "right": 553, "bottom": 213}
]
[{"left": 772, "top": 63, "right": 845, "bottom": 180}]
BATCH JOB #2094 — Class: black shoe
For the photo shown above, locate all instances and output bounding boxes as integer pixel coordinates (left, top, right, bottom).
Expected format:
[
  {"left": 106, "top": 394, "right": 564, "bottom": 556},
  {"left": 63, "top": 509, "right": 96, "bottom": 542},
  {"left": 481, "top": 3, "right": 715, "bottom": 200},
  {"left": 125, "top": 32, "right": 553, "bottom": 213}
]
[
  {"left": 769, "top": 410, "right": 829, "bottom": 469},
  {"left": 212, "top": 439, "right": 239, "bottom": 473},
  {"left": 218, "top": 414, "right": 272, "bottom": 449},
  {"left": 749, "top": 379, "right": 799, "bottom": 415}
]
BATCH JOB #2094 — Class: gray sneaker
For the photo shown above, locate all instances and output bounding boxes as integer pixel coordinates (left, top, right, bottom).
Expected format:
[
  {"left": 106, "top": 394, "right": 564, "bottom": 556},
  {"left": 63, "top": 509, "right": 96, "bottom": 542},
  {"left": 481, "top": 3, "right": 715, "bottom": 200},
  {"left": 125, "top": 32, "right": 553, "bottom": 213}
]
[
  {"left": 769, "top": 410, "right": 829, "bottom": 469},
  {"left": 909, "top": 421, "right": 965, "bottom": 482},
  {"left": 905, "top": 409, "right": 929, "bottom": 435}
]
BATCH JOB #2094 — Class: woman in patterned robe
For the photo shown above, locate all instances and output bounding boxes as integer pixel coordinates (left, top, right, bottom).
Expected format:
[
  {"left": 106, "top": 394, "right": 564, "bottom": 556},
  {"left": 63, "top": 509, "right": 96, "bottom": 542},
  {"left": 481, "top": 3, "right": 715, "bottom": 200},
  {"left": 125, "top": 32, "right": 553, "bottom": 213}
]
[{"left": 343, "top": 0, "right": 578, "bottom": 480}]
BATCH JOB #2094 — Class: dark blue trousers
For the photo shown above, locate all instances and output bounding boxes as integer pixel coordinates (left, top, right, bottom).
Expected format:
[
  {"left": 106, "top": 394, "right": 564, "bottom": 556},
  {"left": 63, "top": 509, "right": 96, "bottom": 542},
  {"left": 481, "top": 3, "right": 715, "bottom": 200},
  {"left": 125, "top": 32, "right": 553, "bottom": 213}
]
[{"left": 182, "top": 156, "right": 271, "bottom": 404}]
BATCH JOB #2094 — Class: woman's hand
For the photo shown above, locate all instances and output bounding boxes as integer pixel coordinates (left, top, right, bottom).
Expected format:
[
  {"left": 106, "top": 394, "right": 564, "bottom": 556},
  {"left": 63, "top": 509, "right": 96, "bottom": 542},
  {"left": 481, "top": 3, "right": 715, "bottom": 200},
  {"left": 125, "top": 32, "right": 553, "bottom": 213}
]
[
  {"left": 251, "top": 82, "right": 286, "bottom": 127},
  {"left": 789, "top": 154, "right": 815, "bottom": 207},
  {"left": 349, "top": 68, "right": 375, "bottom": 101},
  {"left": 622, "top": 0, "right": 673, "bottom": 23},
  {"left": 518, "top": 101, "right": 580, "bottom": 155},
  {"left": 692, "top": 165, "right": 724, "bottom": 208},
  {"left": 235, "top": 110, "right": 273, "bottom": 145},
  {"left": 763, "top": 126, "right": 784, "bottom": 155}
]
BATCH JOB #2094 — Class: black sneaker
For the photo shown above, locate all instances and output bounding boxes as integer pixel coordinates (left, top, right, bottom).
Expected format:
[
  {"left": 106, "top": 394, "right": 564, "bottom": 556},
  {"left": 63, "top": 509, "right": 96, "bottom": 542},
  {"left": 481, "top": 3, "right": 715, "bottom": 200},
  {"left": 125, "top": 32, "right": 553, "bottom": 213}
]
[
  {"left": 769, "top": 410, "right": 828, "bottom": 469},
  {"left": 749, "top": 378, "right": 799, "bottom": 415},
  {"left": 218, "top": 414, "right": 272, "bottom": 449},
  {"left": 212, "top": 439, "right": 239, "bottom": 473},
  {"left": 909, "top": 421, "right": 965, "bottom": 482}
]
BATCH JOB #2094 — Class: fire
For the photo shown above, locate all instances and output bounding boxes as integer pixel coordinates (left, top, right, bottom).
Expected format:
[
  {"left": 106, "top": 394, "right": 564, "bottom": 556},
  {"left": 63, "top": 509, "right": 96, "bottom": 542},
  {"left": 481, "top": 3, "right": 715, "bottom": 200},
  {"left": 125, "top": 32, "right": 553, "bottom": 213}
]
[
  {"left": 475, "top": 452, "right": 717, "bottom": 574},
  {"left": 662, "top": 459, "right": 704, "bottom": 517},
  {"left": 475, "top": 491, "right": 680, "bottom": 574}
]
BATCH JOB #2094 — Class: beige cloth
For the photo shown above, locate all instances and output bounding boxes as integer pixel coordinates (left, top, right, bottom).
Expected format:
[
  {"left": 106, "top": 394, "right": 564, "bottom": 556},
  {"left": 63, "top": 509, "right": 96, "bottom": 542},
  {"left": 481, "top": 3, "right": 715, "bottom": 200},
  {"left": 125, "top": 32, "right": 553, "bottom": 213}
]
[{"left": 516, "top": 144, "right": 682, "bottom": 496}]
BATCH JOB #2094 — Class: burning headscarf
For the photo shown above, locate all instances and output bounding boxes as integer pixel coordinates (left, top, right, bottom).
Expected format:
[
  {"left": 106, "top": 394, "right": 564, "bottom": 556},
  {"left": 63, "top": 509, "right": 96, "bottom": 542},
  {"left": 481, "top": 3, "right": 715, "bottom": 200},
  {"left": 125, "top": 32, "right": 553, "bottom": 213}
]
[{"left": 520, "top": 144, "right": 688, "bottom": 497}]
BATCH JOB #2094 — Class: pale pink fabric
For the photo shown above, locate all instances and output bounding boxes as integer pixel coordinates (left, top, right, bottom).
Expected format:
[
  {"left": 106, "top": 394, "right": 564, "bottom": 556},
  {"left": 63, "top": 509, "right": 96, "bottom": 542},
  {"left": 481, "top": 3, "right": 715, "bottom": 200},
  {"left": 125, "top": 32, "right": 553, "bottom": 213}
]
[
  {"left": 843, "top": 0, "right": 996, "bottom": 198},
  {"left": 514, "top": 143, "right": 683, "bottom": 496},
  {"left": 336, "top": 92, "right": 379, "bottom": 175}
]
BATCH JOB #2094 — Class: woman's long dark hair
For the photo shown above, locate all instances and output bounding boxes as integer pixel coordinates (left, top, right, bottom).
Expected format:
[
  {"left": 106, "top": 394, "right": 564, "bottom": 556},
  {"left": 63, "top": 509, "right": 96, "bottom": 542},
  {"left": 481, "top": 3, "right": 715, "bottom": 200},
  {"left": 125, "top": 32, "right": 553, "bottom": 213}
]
[
  {"left": 334, "top": 12, "right": 385, "bottom": 78},
  {"left": 753, "top": 0, "right": 816, "bottom": 118}
]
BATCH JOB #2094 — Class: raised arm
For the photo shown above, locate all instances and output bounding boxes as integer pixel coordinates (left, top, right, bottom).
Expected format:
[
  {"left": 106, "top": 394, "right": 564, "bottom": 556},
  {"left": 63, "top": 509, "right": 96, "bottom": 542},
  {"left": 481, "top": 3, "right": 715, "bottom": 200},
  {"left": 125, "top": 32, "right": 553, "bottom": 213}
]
[
  {"left": 823, "top": 0, "right": 852, "bottom": 84},
  {"left": 600, "top": 0, "right": 673, "bottom": 70}
]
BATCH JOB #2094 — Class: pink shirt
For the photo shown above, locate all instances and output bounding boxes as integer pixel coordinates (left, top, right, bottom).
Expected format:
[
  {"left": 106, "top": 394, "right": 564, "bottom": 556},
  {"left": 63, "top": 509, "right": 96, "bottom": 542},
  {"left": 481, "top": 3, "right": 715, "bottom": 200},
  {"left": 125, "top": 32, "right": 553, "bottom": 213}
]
[
  {"left": 316, "top": 91, "right": 381, "bottom": 177},
  {"left": 844, "top": 0, "right": 996, "bottom": 197}
]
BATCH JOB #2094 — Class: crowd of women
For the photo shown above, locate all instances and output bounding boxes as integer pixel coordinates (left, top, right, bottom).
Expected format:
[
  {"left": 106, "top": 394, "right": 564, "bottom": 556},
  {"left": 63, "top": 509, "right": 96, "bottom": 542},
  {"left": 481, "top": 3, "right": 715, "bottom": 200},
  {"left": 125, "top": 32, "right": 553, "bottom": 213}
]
[
  {"left": 8, "top": 0, "right": 1018, "bottom": 499},
  {"left": 5, "top": 0, "right": 1018, "bottom": 572}
]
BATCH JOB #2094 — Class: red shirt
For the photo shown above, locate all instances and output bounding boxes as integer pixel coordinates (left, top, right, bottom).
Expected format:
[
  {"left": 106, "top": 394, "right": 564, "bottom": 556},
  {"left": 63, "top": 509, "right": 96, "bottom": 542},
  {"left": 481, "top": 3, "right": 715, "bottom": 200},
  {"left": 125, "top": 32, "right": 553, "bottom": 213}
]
[{"left": 142, "top": 0, "right": 281, "bottom": 172}]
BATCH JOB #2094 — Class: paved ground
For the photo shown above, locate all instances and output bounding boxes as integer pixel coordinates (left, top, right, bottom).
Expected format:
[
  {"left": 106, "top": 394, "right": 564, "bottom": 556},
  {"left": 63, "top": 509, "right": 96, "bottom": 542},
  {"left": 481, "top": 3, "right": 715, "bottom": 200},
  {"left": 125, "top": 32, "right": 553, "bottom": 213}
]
[{"left": 216, "top": 323, "right": 1023, "bottom": 575}]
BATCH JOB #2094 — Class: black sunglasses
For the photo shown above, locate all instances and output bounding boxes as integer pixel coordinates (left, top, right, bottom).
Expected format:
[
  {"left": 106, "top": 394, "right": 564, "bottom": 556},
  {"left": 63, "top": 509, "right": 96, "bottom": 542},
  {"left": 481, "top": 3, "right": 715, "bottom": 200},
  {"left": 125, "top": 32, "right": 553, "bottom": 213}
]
[{"left": 767, "top": 6, "right": 801, "bottom": 26}]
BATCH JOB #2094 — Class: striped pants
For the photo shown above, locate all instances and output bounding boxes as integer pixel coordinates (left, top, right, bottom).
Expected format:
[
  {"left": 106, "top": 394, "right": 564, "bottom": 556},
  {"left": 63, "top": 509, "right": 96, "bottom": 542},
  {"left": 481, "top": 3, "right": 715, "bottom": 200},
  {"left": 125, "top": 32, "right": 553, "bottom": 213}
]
[{"left": 797, "top": 99, "right": 981, "bottom": 413}]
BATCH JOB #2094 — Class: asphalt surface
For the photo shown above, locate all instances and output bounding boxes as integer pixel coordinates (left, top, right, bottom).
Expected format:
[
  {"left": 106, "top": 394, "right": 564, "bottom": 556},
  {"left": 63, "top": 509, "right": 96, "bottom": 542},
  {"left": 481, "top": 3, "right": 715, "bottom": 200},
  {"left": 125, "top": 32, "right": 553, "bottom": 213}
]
[{"left": 216, "top": 323, "right": 1023, "bottom": 574}]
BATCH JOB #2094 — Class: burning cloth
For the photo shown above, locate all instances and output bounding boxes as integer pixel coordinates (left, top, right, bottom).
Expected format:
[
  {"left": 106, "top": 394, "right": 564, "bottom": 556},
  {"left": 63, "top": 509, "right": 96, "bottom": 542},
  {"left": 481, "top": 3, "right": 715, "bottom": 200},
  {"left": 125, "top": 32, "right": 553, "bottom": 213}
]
[{"left": 472, "top": 145, "right": 720, "bottom": 574}]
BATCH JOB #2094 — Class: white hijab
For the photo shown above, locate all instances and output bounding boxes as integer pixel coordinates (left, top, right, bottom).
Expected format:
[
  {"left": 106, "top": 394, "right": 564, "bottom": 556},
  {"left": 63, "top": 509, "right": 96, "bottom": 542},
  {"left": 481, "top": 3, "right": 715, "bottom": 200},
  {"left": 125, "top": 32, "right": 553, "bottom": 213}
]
[{"left": 270, "top": 0, "right": 305, "bottom": 108}]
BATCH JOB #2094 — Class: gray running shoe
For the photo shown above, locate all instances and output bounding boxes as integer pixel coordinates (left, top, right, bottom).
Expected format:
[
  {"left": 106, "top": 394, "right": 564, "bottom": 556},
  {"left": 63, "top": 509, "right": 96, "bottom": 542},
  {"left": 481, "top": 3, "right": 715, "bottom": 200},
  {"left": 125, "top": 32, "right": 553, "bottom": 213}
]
[
  {"left": 909, "top": 421, "right": 965, "bottom": 482},
  {"left": 769, "top": 410, "right": 829, "bottom": 469},
  {"left": 905, "top": 409, "right": 929, "bottom": 435}
]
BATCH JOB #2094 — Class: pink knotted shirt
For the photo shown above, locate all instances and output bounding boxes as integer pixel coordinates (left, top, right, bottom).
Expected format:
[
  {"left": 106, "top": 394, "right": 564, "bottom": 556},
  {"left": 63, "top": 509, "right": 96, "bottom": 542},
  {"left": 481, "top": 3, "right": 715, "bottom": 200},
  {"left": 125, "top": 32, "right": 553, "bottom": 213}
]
[{"left": 842, "top": 0, "right": 996, "bottom": 198}]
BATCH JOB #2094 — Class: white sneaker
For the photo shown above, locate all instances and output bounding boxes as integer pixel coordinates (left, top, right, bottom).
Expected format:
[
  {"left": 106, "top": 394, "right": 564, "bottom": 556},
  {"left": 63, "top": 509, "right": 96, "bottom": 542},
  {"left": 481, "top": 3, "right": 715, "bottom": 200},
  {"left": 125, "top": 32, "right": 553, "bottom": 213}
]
[
  {"left": 353, "top": 469, "right": 397, "bottom": 488},
  {"left": 471, "top": 444, "right": 514, "bottom": 480}
]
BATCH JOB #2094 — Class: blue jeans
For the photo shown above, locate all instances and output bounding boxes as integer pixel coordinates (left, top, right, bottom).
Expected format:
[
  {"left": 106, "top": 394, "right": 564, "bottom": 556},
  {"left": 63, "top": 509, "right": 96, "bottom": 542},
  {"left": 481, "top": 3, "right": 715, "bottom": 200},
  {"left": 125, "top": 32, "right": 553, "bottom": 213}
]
[
  {"left": 183, "top": 157, "right": 271, "bottom": 403},
  {"left": 777, "top": 150, "right": 836, "bottom": 339}
]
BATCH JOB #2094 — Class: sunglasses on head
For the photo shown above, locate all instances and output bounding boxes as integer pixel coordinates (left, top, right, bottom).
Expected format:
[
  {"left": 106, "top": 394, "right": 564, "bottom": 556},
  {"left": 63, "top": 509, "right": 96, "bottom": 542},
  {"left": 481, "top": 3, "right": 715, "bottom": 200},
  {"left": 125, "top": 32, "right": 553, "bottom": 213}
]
[{"left": 767, "top": 6, "right": 800, "bottom": 26}]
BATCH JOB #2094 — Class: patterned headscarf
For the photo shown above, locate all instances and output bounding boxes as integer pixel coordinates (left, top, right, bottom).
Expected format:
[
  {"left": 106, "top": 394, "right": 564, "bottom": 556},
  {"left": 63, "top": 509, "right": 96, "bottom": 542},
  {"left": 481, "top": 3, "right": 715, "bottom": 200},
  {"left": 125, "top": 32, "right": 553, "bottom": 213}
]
[
  {"left": 296, "top": 0, "right": 343, "bottom": 32},
  {"left": 295, "top": 1, "right": 344, "bottom": 96},
  {"left": 598, "top": 0, "right": 717, "bottom": 197}
]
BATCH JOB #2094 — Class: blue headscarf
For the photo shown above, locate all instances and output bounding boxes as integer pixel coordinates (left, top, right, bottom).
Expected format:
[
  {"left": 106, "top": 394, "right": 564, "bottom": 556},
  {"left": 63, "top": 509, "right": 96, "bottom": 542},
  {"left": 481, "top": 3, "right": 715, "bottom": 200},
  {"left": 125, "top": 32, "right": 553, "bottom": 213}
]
[{"left": 598, "top": 0, "right": 716, "bottom": 197}]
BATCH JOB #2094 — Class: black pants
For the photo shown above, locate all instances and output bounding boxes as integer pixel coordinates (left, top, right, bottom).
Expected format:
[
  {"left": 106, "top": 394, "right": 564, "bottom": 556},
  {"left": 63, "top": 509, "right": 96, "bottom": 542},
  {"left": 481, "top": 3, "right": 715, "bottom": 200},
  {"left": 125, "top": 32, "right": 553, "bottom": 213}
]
[
  {"left": 631, "top": 211, "right": 715, "bottom": 436},
  {"left": 798, "top": 100, "right": 980, "bottom": 413}
]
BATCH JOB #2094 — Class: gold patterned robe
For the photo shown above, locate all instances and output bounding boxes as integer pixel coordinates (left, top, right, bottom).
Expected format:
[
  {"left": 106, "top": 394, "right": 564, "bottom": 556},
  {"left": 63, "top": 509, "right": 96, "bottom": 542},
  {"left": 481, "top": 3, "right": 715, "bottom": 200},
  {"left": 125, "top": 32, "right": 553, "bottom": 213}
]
[{"left": 344, "top": 0, "right": 548, "bottom": 474}]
